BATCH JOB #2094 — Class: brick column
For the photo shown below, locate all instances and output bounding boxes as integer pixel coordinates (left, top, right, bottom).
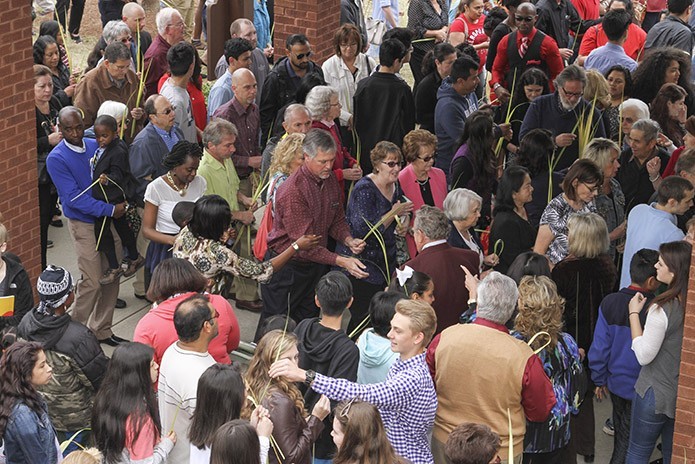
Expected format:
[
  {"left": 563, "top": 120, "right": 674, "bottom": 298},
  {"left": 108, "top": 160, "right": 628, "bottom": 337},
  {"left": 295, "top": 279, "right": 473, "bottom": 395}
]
[
  {"left": 674, "top": 251, "right": 695, "bottom": 462},
  {"left": 272, "top": 0, "right": 340, "bottom": 64},
  {"left": 0, "top": 0, "right": 42, "bottom": 283}
]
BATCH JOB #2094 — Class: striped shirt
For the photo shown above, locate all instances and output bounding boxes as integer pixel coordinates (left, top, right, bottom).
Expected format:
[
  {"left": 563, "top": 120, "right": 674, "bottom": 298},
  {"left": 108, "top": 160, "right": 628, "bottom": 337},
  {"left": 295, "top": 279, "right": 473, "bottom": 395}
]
[{"left": 312, "top": 352, "right": 437, "bottom": 464}]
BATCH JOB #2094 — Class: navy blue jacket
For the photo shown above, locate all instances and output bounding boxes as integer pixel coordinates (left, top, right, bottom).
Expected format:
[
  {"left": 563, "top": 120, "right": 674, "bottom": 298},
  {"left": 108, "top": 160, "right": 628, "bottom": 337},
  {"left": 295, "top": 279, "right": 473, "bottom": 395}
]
[{"left": 589, "top": 286, "right": 652, "bottom": 400}]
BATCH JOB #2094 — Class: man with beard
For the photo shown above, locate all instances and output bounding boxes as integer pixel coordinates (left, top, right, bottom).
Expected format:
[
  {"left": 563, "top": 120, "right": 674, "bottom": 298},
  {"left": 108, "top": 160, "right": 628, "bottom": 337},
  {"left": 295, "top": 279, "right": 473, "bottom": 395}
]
[{"left": 519, "top": 64, "right": 605, "bottom": 171}]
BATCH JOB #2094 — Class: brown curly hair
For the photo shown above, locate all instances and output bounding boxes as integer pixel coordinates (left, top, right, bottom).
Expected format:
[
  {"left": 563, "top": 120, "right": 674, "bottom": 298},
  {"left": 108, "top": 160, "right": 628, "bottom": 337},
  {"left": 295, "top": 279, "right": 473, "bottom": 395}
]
[
  {"left": 243, "top": 330, "right": 305, "bottom": 418},
  {"left": 514, "top": 276, "right": 565, "bottom": 350}
]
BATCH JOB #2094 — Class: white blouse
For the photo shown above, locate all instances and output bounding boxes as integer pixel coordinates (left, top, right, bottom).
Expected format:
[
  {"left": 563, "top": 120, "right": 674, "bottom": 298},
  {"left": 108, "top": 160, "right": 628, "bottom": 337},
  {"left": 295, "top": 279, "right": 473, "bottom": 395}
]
[{"left": 322, "top": 53, "right": 377, "bottom": 126}]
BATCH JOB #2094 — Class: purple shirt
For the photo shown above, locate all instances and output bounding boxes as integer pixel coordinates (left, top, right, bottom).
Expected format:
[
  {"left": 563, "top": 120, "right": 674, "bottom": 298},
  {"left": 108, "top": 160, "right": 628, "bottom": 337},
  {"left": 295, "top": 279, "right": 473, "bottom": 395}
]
[
  {"left": 212, "top": 98, "right": 260, "bottom": 178},
  {"left": 311, "top": 352, "right": 437, "bottom": 464}
]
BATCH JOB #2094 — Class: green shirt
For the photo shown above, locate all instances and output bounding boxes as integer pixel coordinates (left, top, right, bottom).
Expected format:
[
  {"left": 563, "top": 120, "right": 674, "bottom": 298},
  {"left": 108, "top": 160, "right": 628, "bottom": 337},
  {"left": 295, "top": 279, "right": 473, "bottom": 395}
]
[{"left": 198, "top": 150, "right": 240, "bottom": 211}]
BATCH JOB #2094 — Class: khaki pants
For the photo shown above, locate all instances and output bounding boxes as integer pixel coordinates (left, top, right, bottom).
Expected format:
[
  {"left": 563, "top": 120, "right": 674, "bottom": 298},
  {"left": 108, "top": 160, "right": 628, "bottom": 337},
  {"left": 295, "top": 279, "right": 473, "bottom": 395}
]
[
  {"left": 67, "top": 219, "right": 121, "bottom": 339},
  {"left": 132, "top": 207, "right": 149, "bottom": 297},
  {"left": 432, "top": 436, "right": 522, "bottom": 464},
  {"left": 231, "top": 177, "right": 260, "bottom": 301}
]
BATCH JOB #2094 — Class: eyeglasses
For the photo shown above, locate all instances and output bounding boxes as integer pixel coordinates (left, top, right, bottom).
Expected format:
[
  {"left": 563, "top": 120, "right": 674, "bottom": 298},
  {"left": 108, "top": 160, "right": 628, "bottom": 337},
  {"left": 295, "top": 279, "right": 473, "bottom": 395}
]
[
  {"left": 515, "top": 15, "right": 534, "bottom": 22},
  {"left": 120, "top": 36, "right": 133, "bottom": 44},
  {"left": 157, "top": 106, "right": 176, "bottom": 115},
  {"left": 340, "top": 42, "right": 359, "bottom": 48},
  {"left": 418, "top": 154, "right": 436, "bottom": 163},
  {"left": 330, "top": 101, "right": 341, "bottom": 107},
  {"left": 340, "top": 397, "right": 358, "bottom": 417},
  {"left": 168, "top": 21, "right": 185, "bottom": 29},
  {"left": 561, "top": 87, "right": 584, "bottom": 98},
  {"left": 382, "top": 160, "right": 402, "bottom": 168},
  {"left": 207, "top": 308, "right": 220, "bottom": 323},
  {"left": 294, "top": 51, "right": 313, "bottom": 60},
  {"left": 582, "top": 182, "right": 600, "bottom": 194}
]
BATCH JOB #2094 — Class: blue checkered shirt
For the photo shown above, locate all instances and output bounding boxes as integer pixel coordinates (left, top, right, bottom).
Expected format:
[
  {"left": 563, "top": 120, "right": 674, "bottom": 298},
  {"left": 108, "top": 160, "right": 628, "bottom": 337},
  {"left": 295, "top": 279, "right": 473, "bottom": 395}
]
[{"left": 312, "top": 352, "right": 437, "bottom": 464}]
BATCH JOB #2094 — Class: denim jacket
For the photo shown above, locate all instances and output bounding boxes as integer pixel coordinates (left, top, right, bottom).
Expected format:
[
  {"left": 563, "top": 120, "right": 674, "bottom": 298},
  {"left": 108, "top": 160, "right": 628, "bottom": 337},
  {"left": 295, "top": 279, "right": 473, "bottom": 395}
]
[{"left": 3, "top": 399, "right": 59, "bottom": 464}]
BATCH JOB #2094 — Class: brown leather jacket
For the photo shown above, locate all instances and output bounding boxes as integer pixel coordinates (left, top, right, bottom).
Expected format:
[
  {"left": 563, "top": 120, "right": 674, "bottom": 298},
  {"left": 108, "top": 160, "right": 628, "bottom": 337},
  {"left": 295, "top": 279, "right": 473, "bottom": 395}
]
[{"left": 262, "top": 390, "right": 324, "bottom": 464}]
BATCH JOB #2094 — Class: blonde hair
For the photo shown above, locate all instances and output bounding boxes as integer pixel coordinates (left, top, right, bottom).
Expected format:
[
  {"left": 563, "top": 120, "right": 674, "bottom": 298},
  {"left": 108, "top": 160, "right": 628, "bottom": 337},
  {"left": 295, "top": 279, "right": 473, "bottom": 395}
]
[
  {"left": 582, "top": 138, "right": 619, "bottom": 171},
  {"left": 395, "top": 299, "right": 437, "bottom": 346},
  {"left": 243, "top": 330, "right": 305, "bottom": 418},
  {"left": 0, "top": 223, "right": 7, "bottom": 245},
  {"left": 567, "top": 212, "right": 610, "bottom": 258},
  {"left": 268, "top": 133, "right": 306, "bottom": 177},
  {"left": 515, "top": 276, "right": 565, "bottom": 350},
  {"left": 62, "top": 448, "right": 103, "bottom": 464},
  {"left": 584, "top": 70, "right": 611, "bottom": 109}
]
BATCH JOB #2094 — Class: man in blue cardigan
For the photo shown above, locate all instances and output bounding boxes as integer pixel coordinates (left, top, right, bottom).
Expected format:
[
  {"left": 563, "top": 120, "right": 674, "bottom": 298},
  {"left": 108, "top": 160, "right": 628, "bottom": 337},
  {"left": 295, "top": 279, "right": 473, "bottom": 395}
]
[{"left": 46, "top": 107, "right": 128, "bottom": 346}]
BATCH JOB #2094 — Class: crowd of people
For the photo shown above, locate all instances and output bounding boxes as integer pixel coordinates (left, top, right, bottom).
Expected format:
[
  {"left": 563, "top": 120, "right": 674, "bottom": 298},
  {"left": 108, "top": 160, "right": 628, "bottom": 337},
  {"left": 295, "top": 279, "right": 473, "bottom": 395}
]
[{"left": 6, "top": 0, "right": 695, "bottom": 461}]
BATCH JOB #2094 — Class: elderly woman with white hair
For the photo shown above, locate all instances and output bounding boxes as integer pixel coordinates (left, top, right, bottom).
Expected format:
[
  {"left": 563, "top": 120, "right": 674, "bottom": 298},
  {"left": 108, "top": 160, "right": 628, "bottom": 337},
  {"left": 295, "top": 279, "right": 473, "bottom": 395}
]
[
  {"left": 305, "top": 85, "right": 362, "bottom": 194},
  {"left": 551, "top": 212, "right": 617, "bottom": 462},
  {"left": 443, "top": 188, "right": 498, "bottom": 271},
  {"left": 84, "top": 100, "right": 129, "bottom": 139},
  {"left": 618, "top": 98, "right": 650, "bottom": 148},
  {"left": 86, "top": 20, "right": 135, "bottom": 72}
]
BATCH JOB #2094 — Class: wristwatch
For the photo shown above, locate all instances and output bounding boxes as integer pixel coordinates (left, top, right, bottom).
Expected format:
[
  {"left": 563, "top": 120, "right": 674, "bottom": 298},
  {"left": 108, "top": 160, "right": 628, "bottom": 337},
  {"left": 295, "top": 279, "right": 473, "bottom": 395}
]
[
  {"left": 305, "top": 369, "right": 316, "bottom": 385},
  {"left": 292, "top": 242, "right": 300, "bottom": 251}
]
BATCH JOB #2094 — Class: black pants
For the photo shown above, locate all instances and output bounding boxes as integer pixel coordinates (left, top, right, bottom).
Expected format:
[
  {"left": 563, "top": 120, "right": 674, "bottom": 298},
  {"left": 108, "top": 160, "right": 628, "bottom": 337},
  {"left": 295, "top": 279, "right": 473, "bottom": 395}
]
[
  {"left": 610, "top": 392, "right": 632, "bottom": 464},
  {"left": 94, "top": 215, "right": 138, "bottom": 269},
  {"left": 256, "top": 251, "right": 326, "bottom": 342},
  {"left": 38, "top": 183, "right": 57, "bottom": 270},
  {"left": 567, "top": 389, "right": 595, "bottom": 459},
  {"left": 54, "top": 0, "right": 85, "bottom": 35},
  {"left": 346, "top": 277, "right": 383, "bottom": 338},
  {"left": 410, "top": 47, "right": 426, "bottom": 88},
  {"left": 522, "top": 447, "right": 565, "bottom": 464},
  {"left": 97, "top": 0, "right": 123, "bottom": 27}
]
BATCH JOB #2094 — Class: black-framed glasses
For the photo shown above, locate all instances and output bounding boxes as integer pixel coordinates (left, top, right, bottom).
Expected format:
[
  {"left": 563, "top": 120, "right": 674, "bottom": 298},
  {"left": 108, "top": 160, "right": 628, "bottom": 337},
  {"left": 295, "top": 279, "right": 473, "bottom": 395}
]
[
  {"left": 515, "top": 15, "right": 534, "bottom": 22},
  {"left": 382, "top": 160, "right": 402, "bottom": 168},
  {"left": 561, "top": 87, "right": 583, "bottom": 98},
  {"left": 418, "top": 154, "right": 436, "bottom": 163},
  {"left": 157, "top": 106, "right": 176, "bottom": 115},
  {"left": 295, "top": 51, "right": 313, "bottom": 60},
  {"left": 206, "top": 308, "right": 220, "bottom": 324}
]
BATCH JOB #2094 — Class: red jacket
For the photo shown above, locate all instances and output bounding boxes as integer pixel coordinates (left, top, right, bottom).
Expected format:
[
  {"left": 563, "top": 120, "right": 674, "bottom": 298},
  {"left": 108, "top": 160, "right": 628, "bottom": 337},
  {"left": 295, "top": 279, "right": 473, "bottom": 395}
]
[{"left": 311, "top": 120, "right": 358, "bottom": 193}]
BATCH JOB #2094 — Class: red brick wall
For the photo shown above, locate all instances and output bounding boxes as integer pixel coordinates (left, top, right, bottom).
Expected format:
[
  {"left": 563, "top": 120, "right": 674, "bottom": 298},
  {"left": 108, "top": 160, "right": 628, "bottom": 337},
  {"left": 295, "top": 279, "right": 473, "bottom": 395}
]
[
  {"left": 674, "top": 253, "right": 695, "bottom": 462},
  {"left": 273, "top": 0, "right": 340, "bottom": 65},
  {"left": 0, "top": 0, "right": 42, "bottom": 284}
]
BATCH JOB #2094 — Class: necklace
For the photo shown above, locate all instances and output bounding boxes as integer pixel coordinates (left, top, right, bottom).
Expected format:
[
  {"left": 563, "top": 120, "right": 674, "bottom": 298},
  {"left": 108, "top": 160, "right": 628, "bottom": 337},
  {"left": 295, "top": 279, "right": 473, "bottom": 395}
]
[
  {"left": 166, "top": 171, "right": 188, "bottom": 196},
  {"left": 416, "top": 177, "right": 430, "bottom": 186}
]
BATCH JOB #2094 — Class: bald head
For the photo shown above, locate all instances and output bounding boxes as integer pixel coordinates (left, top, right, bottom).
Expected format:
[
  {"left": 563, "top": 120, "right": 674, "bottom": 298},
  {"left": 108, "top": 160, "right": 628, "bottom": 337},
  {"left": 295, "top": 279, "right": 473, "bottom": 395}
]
[
  {"left": 516, "top": 2, "right": 538, "bottom": 33},
  {"left": 122, "top": 3, "right": 146, "bottom": 33},
  {"left": 232, "top": 68, "right": 258, "bottom": 107}
]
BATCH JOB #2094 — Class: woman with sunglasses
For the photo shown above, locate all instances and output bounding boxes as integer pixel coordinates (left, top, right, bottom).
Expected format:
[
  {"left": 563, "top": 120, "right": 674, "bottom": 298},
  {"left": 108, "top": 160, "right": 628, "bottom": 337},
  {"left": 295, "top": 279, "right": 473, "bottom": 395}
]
[
  {"left": 92, "top": 342, "right": 176, "bottom": 464},
  {"left": 332, "top": 399, "right": 408, "bottom": 464},
  {"left": 626, "top": 241, "right": 692, "bottom": 463},
  {"left": 337, "top": 142, "right": 413, "bottom": 337},
  {"left": 534, "top": 159, "right": 603, "bottom": 265},
  {"left": 243, "top": 330, "right": 330, "bottom": 464},
  {"left": 399, "top": 129, "right": 448, "bottom": 258}
]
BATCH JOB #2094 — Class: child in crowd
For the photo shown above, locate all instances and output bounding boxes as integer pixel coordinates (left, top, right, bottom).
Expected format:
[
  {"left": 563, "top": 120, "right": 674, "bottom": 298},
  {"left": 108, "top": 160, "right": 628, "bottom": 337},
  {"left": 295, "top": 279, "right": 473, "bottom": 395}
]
[
  {"left": 294, "top": 271, "right": 360, "bottom": 464},
  {"left": 356, "top": 291, "right": 402, "bottom": 384},
  {"left": 91, "top": 115, "right": 143, "bottom": 285},
  {"left": 445, "top": 422, "right": 501, "bottom": 464},
  {"left": 589, "top": 249, "right": 661, "bottom": 464},
  {"left": 171, "top": 201, "right": 195, "bottom": 230}
]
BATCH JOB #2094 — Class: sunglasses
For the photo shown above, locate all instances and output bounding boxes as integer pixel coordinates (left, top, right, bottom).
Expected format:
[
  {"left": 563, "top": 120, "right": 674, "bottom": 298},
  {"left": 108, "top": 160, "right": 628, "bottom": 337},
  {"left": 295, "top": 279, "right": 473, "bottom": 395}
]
[
  {"left": 157, "top": 106, "right": 177, "bottom": 115},
  {"left": 295, "top": 51, "right": 313, "bottom": 60},
  {"left": 418, "top": 154, "right": 436, "bottom": 163},
  {"left": 515, "top": 15, "right": 534, "bottom": 22},
  {"left": 382, "top": 160, "right": 402, "bottom": 168}
]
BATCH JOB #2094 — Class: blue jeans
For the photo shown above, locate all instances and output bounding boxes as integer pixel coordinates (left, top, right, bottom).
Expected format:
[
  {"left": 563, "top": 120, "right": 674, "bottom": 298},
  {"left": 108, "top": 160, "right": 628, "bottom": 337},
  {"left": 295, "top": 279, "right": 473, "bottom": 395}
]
[
  {"left": 626, "top": 387, "right": 674, "bottom": 464},
  {"left": 313, "top": 459, "right": 332, "bottom": 464}
]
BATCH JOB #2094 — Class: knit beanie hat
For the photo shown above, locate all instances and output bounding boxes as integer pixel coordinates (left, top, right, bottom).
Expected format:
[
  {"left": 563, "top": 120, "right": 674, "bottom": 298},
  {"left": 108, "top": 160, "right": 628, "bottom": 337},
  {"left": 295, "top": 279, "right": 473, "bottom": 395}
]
[{"left": 36, "top": 265, "right": 74, "bottom": 315}]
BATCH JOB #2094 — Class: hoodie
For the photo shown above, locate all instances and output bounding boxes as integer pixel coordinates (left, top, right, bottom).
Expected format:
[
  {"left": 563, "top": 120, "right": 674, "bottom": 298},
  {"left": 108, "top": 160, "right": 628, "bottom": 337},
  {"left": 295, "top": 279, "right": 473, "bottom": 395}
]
[
  {"left": 589, "top": 286, "right": 652, "bottom": 400},
  {"left": 434, "top": 77, "right": 478, "bottom": 182},
  {"left": 294, "top": 317, "right": 359, "bottom": 460},
  {"left": 18, "top": 310, "right": 109, "bottom": 430},
  {"left": 0, "top": 253, "right": 34, "bottom": 331},
  {"left": 356, "top": 328, "right": 399, "bottom": 385}
]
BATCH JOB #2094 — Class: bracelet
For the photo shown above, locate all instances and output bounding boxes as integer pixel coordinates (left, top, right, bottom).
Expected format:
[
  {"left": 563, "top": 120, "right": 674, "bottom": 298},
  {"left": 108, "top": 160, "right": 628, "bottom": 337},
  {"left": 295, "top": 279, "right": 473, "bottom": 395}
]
[
  {"left": 649, "top": 174, "right": 660, "bottom": 182},
  {"left": 629, "top": 312, "right": 641, "bottom": 316},
  {"left": 291, "top": 242, "right": 300, "bottom": 252}
]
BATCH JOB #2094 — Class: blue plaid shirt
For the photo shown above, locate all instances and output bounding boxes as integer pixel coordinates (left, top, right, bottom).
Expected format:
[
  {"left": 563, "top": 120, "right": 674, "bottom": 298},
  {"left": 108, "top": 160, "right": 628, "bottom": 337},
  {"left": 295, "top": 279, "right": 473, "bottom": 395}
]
[{"left": 312, "top": 352, "right": 437, "bottom": 464}]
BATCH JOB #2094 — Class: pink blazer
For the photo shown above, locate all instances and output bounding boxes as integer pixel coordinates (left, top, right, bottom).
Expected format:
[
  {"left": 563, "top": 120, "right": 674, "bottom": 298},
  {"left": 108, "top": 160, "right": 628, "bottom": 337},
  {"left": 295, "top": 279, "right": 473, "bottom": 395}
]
[{"left": 399, "top": 164, "right": 448, "bottom": 257}]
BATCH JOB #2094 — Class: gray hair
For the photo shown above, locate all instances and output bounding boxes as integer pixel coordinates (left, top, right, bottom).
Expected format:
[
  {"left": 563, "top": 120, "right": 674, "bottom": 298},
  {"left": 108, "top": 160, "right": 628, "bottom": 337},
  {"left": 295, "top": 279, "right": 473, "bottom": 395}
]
[
  {"left": 304, "top": 86, "right": 337, "bottom": 120},
  {"left": 555, "top": 64, "right": 586, "bottom": 88},
  {"left": 104, "top": 42, "right": 132, "bottom": 63},
  {"left": 477, "top": 271, "right": 519, "bottom": 324},
  {"left": 631, "top": 118, "right": 661, "bottom": 141},
  {"left": 102, "top": 20, "right": 131, "bottom": 45},
  {"left": 156, "top": 7, "right": 181, "bottom": 35},
  {"left": 303, "top": 128, "right": 337, "bottom": 158},
  {"left": 443, "top": 188, "right": 482, "bottom": 222},
  {"left": 97, "top": 101, "right": 128, "bottom": 120},
  {"left": 619, "top": 98, "right": 650, "bottom": 120},
  {"left": 413, "top": 205, "right": 451, "bottom": 241},
  {"left": 230, "top": 18, "right": 254, "bottom": 36},
  {"left": 284, "top": 103, "right": 312, "bottom": 123},
  {"left": 203, "top": 119, "right": 239, "bottom": 146}
]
